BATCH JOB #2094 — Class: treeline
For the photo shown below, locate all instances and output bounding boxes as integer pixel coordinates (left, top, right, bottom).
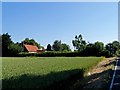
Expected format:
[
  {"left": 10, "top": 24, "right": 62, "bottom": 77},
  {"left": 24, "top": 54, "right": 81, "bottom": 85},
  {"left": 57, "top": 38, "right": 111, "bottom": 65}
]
[
  {"left": 46, "top": 40, "right": 71, "bottom": 52},
  {"left": 72, "top": 34, "right": 120, "bottom": 57},
  {"left": 1, "top": 33, "right": 120, "bottom": 57},
  {"left": 1, "top": 33, "right": 71, "bottom": 57},
  {"left": 1, "top": 33, "right": 42, "bottom": 56}
]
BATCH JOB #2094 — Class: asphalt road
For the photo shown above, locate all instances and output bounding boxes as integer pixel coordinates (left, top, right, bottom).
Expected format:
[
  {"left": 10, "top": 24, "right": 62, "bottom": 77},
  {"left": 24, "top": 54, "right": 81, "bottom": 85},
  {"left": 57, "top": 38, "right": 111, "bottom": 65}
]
[{"left": 110, "top": 57, "right": 120, "bottom": 90}]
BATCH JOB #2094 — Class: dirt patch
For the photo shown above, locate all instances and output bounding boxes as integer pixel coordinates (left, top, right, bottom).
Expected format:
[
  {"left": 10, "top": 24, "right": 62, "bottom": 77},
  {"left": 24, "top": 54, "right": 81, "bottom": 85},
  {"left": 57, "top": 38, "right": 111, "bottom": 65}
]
[
  {"left": 90, "top": 57, "right": 116, "bottom": 74},
  {"left": 70, "top": 57, "right": 117, "bottom": 89}
]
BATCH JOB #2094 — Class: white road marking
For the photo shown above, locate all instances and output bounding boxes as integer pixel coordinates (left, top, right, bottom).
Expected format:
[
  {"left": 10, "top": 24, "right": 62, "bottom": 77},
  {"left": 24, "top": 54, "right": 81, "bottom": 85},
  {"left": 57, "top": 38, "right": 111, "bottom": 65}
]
[{"left": 109, "top": 57, "right": 119, "bottom": 90}]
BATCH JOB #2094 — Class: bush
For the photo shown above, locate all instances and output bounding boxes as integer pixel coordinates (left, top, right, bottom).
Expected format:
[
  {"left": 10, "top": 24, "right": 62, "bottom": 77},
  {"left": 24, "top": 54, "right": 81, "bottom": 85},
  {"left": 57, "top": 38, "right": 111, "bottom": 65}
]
[{"left": 100, "top": 50, "right": 112, "bottom": 58}]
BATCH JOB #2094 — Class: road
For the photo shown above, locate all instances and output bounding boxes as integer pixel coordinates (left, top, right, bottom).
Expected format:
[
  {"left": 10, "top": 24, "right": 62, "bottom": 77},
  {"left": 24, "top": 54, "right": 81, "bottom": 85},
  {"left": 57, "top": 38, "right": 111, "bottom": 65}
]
[{"left": 110, "top": 57, "right": 120, "bottom": 90}]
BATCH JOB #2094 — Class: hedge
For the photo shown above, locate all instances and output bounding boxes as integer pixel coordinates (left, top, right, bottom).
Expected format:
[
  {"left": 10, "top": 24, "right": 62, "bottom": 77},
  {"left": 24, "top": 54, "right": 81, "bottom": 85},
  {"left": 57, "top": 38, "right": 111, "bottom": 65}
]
[
  {"left": 18, "top": 51, "right": 111, "bottom": 57},
  {"left": 18, "top": 51, "right": 80, "bottom": 57}
]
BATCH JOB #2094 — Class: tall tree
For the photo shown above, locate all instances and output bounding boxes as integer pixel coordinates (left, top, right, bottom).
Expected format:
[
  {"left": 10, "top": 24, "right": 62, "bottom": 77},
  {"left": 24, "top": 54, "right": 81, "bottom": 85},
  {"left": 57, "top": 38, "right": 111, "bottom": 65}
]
[
  {"left": 94, "top": 41, "right": 104, "bottom": 55},
  {"left": 52, "top": 40, "right": 62, "bottom": 51},
  {"left": 46, "top": 44, "right": 52, "bottom": 51},
  {"left": 2, "top": 33, "right": 22, "bottom": 56},
  {"left": 105, "top": 43, "right": 113, "bottom": 56},
  {"left": 0, "top": 34, "right": 1, "bottom": 56},
  {"left": 112, "top": 41, "right": 120, "bottom": 55},
  {"left": 2, "top": 33, "right": 12, "bottom": 56},
  {"left": 72, "top": 34, "right": 86, "bottom": 51}
]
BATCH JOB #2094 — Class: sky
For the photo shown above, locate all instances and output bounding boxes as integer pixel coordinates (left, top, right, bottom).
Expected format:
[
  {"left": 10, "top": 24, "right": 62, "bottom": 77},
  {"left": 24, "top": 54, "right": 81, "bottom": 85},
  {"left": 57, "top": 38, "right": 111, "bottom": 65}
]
[
  {"left": 2, "top": 2, "right": 118, "bottom": 50},
  {"left": 2, "top": 0, "right": 119, "bottom": 2}
]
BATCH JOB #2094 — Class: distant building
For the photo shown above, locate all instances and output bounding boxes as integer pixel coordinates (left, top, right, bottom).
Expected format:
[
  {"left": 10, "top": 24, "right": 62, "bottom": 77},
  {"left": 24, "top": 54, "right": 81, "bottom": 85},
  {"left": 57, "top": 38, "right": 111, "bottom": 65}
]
[{"left": 24, "top": 44, "right": 45, "bottom": 53}]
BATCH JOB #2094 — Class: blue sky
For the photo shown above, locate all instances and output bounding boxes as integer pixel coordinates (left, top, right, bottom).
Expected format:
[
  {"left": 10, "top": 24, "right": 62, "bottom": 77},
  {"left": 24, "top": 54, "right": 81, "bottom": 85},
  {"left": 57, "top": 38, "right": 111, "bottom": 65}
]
[{"left": 2, "top": 2, "right": 118, "bottom": 50}]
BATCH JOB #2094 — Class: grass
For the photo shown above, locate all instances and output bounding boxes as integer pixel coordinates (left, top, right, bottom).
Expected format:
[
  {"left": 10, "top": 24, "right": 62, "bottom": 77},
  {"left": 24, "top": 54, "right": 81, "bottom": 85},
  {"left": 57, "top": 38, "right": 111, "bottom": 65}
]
[{"left": 2, "top": 57, "right": 104, "bottom": 88}]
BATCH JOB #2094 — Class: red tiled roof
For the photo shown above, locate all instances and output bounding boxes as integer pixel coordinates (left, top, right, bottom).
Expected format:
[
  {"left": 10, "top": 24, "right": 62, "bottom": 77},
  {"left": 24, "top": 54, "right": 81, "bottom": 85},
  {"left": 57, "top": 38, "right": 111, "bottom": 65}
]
[{"left": 24, "top": 44, "right": 39, "bottom": 52}]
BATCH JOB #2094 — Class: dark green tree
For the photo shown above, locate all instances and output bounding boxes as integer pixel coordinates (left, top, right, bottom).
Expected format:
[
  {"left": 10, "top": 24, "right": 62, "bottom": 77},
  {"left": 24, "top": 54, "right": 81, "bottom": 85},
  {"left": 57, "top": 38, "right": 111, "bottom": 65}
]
[
  {"left": 84, "top": 43, "right": 97, "bottom": 56},
  {"left": 104, "top": 41, "right": 120, "bottom": 57},
  {"left": 61, "top": 43, "right": 71, "bottom": 52},
  {"left": 2, "top": 33, "right": 12, "bottom": 56},
  {"left": 9, "top": 42, "right": 23, "bottom": 55},
  {"left": 94, "top": 41, "right": 104, "bottom": 55},
  {"left": 0, "top": 34, "right": 1, "bottom": 56},
  {"left": 105, "top": 43, "right": 113, "bottom": 56},
  {"left": 52, "top": 40, "right": 62, "bottom": 51},
  {"left": 22, "top": 38, "right": 42, "bottom": 49},
  {"left": 112, "top": 41, "right": 120, "bottom": 55},
  {"left": 2, "top": 33, "right": 23, "bottom": 56},
  {"left": 46, "top": 44, "right": 52, "bottom": 51}
]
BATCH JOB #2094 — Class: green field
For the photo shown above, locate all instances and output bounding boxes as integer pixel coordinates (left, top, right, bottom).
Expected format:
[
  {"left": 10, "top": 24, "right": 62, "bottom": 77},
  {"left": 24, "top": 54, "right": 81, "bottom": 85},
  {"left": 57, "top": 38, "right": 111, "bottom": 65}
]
[{"left": 2, "top": 57, "right": 104, "bottom": 88}]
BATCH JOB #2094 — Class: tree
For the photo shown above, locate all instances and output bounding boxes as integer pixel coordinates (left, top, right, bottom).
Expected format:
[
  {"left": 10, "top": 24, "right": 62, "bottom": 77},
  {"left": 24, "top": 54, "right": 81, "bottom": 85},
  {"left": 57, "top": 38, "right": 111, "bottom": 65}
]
[
  {"left": 0, "top": 35, "right": 1, "bottom": 56},
  {"left": 52, "top": 40, "right": 62, "bottom": 51},
  {"left": 9, "top": 42, "right": 23, "bottom": 56},
  {"left": 94, "top": 41, "right": 104, "bottom": 55},
  {"left": 0, "top": 34, "right": 1, "bottom": 45},
  {"left": 80, "top": 42, "right": 104, "bottom": 56},
  {"left": 105, "top": 43, "right": 114, "bottom": 56},
  {"left": 22, "top": 38, "right": 41, "bottom": 49},
  {"left": 104, "top": 41, "right": 120, "bottom": 56},
  {"left": 2, "top": 33, "right": 23, "bottom": 56},
  {"left": 61, "top": 43, "right": 71, "bottom": 52},
  {"left": 46, "top": 44, "right": 52, "bottom": 51},
  {"left": 52, "top": 40, "right": 71, "bottom": 52},
  {"left": 2, "top": 33, "right": 12, "bottom": 56},
  {"left": 72, "top": 40, "right": 76, "bottom": 51},
  {"left": 72, "top": 34, "right": 86, "bottom": 51},
  {"left": 112, "top": 41, "right": 120, "bottom": 55},
  {"left": 84, "top": 43, "right": 97, "bottom": 56},
  {"left": 16, "top": 42, "right": 24, "bottom": 52}
]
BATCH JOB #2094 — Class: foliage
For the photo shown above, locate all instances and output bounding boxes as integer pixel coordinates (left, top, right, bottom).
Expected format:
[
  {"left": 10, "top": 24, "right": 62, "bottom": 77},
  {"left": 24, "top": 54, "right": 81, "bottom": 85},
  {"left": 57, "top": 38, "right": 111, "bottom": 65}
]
[
  {"left": 72, "top": 34, "right": 120, "bottom": 57},
  {"left": 2, "top": 33, "right": 23, "bottom": 56},
  {"left": 19, "top": 51, "right": 80, "bottom": 57},
  {"left": 52, "top": 40, "right": 71, "bottom": 52},
  {"left": 105, "top": 43, "right": 113, "bottom": 56},
  {"left": 72, "top": 34, "right": 86, "bottom": 51},
  {"left": 61, "top": 43, "right": 71, "bottom": 51},
  {"left": 52, "top": 40, "right": 62, "bottom": 51},
  {"left": 0, "top": 35, "right": 1, "bottom": 42},
  {"left": 0, "top": 35, "right": 1, "bottom": 56},
  {"left": 8, "top": 43, "right": 23, "bottom": 56},
  {"left": 104, "top": 41, "right": 120, "bottom": 56},
  {"left": 2, "top": 33, "right": 13, "bottom": 56},
  {"left": 81, "top": 41, "right": 104, "bottom": 56},
  {"left": 2, "top": 33, "right": 12, "bottom": 48},
  {"left": 46, "top": 44, "right": 52, "bottom": 51},
  {"left": 81, "top": 43, "right": 97, "bottom": 56},
  {"left": 112, "top": 41, "right": 120, "bottom": 55},
  {"left": 22, "top": 38, "right": 41, "bottom": 49},
  {"left": 2, "top": 33, "right": 120, "bottom": 57},
  {"left": 2, "top": 57, "right": 103, "bottom": 88},
  {"left": 94, "top": 41, "right": 104, "bottom": 54}
]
